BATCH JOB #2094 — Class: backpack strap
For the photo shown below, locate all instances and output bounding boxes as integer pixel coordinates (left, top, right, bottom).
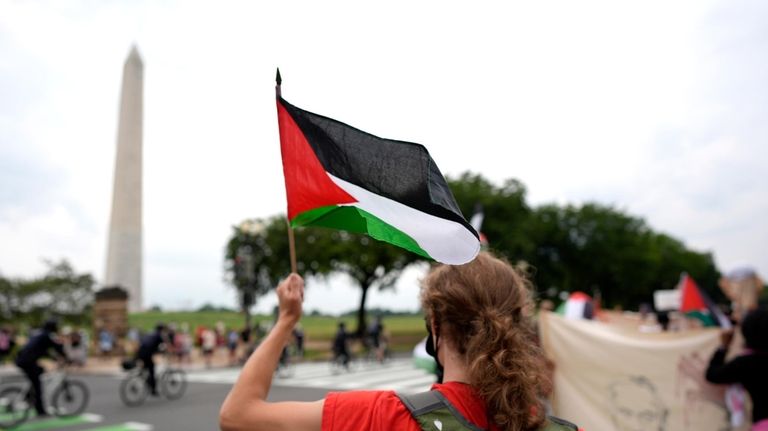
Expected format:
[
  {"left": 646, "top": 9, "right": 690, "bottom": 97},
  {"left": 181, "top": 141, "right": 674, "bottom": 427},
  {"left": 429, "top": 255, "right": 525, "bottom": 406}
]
[
  {"left": 397, "top": 390, "right": 445, "bottom": 416},
  {"left": 397, "top": 391, "right": 580, "bottom": 431},
  {"left": 541, "top": 416, "right": 579, "bottom": 431},
  {"left": 397, "top": 390, "right": 486, "bottom": 431}
]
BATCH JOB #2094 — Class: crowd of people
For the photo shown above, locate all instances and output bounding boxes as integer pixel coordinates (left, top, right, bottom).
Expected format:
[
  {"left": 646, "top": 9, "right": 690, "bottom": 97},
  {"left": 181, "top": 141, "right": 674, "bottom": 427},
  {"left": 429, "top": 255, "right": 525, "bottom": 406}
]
[
  {"left": 0, "top": 317, "right": 329, "bottom": 379},
  {"left": 2, "top": 251, "right": 765, "bottom": 430}
]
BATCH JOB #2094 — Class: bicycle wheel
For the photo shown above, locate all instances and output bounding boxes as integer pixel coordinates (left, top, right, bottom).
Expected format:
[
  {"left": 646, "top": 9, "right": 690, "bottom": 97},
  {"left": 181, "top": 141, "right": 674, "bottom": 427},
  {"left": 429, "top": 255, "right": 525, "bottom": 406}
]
[
  {"left": 0, "top": 386, "right": 31, "bottom": 428},
  {"left": 276, "top": 362, "right": 295, "bottom": 378},
  {"left": 51, "top": 379, "right": 89, "bottom": 417},
  {"left": 119, "top": 374, "right": 148, "bottom": 407},
  {"left": 160, "top": 369, "right": 187, "bottom": 400},
  {"left": 329, "top": 354, "right": 351, "bottom": 375}
]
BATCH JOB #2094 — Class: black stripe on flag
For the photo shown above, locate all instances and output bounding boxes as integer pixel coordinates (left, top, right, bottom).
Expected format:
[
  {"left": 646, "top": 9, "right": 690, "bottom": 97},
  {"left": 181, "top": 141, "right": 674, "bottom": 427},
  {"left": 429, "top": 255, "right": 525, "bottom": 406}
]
[{"left": 280, "top": 97, "right": 477, "bottom": 239}]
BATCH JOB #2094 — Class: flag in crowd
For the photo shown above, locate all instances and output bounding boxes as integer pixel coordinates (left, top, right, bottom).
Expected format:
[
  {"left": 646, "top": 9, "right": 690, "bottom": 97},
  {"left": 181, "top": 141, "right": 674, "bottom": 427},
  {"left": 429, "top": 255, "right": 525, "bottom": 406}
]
[{"left": 678, "top": 273, "right": 732, "bottom": 329}]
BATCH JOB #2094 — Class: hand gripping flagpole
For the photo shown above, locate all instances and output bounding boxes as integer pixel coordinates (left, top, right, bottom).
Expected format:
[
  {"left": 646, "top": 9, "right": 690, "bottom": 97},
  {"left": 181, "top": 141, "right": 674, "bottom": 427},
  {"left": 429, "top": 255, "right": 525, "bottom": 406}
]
[{"left": 276, "top": 68, "right": 298, "bottom": 274}]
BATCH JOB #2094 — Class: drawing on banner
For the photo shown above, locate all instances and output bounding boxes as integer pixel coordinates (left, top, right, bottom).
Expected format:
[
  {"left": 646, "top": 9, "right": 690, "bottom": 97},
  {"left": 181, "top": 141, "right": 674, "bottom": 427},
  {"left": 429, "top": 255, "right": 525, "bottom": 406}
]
[
  {"left": 676, "top": 352, "right": 730, "bottom": 431},
  {"left": 608, "top": 375, "right": 669, "bottom": 431}
]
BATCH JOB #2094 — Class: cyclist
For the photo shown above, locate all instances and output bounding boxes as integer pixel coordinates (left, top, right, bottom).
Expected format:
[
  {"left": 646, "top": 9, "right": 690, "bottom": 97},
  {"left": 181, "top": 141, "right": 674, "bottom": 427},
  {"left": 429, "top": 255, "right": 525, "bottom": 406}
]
[
  {"left": 367, "top": 316, "right": 386, "bottom": 363},
  {"left": 331, "top": 322, "right": 351, "bottom": 370},
  {"left": 220, "top": 252, "right": 579, "bottom": 431},
  {"left": 136, "top": 323, "right": 168, "bottom": 396},
  {"left": 14, "top": 319, "right": 65, "bottom": 417}
]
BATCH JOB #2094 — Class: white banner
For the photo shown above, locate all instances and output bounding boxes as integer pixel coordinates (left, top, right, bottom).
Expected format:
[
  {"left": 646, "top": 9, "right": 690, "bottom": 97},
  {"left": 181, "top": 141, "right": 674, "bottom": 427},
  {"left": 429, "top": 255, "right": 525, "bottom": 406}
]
[{"left": 539, "top": 312, "right": 745, "bottom": 431}]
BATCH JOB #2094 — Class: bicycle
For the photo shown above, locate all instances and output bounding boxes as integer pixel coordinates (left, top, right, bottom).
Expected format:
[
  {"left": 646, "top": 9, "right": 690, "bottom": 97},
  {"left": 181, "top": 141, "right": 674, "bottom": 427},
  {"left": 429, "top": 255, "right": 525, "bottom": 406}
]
[
  {"left": 329, "top": 350, "right": 355, "bottom": 375},
  {"left": 119, "top": 356, "right": 187, "bottom": 407},
  {"left": 0, "top": 365, "right": 89, "bottom": 429},
  {"left": 361, "top": 335, "right": 392, "bottom": 365}
]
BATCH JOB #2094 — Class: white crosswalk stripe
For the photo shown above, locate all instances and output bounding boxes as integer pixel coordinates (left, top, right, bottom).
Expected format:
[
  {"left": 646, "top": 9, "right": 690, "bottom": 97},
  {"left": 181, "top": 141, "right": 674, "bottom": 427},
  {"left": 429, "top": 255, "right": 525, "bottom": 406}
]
[{"left": 186, "top": 358, "right": 437, "bottom": 393}]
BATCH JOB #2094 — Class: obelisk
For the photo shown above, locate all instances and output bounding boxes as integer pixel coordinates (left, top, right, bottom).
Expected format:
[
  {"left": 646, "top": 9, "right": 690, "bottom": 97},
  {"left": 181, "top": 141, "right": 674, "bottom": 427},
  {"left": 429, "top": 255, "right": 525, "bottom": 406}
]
[{"left": 105, "top": 45, "right": 143, "bottom": 312}]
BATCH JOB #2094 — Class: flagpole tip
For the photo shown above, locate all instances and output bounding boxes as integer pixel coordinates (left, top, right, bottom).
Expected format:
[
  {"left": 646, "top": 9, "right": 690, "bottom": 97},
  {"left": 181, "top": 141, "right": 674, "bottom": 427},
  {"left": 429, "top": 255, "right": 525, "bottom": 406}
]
[{"left": 275, "top": 68, "right": 282, "bottom": 98}]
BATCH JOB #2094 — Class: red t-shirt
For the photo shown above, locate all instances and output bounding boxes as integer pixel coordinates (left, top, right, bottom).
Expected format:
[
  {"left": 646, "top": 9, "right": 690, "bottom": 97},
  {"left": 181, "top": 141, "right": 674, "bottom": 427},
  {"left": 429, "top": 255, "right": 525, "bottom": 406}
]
[{"left": 322, "top": 381, "right": 500, "bottom": 431}]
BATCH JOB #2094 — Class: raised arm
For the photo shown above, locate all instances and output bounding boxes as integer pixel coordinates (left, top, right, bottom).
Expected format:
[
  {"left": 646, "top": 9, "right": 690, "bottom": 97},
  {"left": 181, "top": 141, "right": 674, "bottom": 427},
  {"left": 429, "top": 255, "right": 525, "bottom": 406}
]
[
  {"left": 705, "top": 328, "right": 743, "bottom": 384},
  {"left": 219, "top": 274, "right": 324, "bottom": 431}
]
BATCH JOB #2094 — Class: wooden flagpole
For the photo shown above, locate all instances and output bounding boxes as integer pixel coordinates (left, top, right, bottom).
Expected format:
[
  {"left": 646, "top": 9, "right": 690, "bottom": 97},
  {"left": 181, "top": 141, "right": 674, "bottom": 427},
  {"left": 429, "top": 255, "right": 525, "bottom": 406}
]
[
  {"left": 286, "top": 218, "right": 297, "bottom": 274},
  {"left": 276, "top": 68, "right": 297, "bottom": 273}
]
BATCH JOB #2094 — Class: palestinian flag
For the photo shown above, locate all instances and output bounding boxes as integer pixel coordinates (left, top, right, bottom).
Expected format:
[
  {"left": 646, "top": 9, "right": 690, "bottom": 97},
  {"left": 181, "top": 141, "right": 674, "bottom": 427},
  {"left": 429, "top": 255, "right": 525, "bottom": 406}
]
[
  {"left": 678, "top": 274, "right": 731, "bottom": 328},
  {"left": 276, "top": 96, "right": 480, "bottom": 265}
]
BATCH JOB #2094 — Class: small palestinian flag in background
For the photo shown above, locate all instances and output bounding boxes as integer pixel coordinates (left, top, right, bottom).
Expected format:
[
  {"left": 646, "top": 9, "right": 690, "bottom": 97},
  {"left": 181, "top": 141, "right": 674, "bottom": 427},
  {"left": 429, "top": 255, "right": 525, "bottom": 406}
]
[
  {"left": 276, "top": 90, "right": 480, "bottom": 265},
  {"left": 558, "top": 291, "right": 595, "bottom": 320},
  {"left": 469, "top": 203, "right": 489, "bottom": 247},
  {"left": 678, "top": 273, "right": 732, "bottom": 328}
]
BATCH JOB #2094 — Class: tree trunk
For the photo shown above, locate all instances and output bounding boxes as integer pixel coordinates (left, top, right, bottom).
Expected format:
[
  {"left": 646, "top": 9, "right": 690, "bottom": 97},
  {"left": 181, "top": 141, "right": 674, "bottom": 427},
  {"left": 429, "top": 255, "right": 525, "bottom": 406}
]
[
  {"left": 356, "top": 281, "right": 370, "bottom": 338},
  {"left": 243, "top": 306, "right": 252, "bottom": 329}
]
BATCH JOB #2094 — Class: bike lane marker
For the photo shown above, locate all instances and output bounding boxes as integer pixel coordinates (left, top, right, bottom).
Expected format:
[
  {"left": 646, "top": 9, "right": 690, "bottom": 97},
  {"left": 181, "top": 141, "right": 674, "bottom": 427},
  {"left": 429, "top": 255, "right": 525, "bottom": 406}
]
[
  {"left": 12, "top": 413, "right": 102, "bottom": 431},
  {"left": 82, "top": 421, "right": 153, "bottom": 431}
]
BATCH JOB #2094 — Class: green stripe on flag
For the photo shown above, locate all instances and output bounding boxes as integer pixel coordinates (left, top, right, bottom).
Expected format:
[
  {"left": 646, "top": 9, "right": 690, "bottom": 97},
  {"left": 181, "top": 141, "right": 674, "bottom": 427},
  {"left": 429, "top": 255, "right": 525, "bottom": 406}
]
[
  {"left": 685, "top": 310, "right": 717, "bottom": 327},
  {"left": 292, "top": 205, "right": 430, "bottom": 259}
]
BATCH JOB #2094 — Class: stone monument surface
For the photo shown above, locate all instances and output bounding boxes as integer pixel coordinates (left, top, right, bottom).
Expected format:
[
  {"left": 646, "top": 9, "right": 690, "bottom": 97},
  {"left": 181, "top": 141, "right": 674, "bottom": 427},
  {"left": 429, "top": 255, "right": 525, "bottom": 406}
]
[{"left": 105, "top": 46, "right": 143, "bottom": 312}]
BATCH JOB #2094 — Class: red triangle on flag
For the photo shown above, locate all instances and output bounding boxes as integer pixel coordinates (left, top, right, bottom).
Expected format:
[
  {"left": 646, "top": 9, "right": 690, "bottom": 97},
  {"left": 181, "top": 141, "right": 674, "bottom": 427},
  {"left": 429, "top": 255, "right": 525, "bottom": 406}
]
[
  {"left": 277, "top": 100, "right": 357, "bottom": 220},
  {"left": 679, "top": 275, "right": 707, "bottom": 312}
]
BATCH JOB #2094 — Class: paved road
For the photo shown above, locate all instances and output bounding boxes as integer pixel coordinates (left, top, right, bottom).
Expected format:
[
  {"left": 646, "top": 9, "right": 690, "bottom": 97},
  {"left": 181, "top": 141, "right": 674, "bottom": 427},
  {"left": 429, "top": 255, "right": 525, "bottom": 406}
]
[
  {"left": 189, "top": 357, "right": 436, "bottom": 393},
  {"left": 1, "top": 357, "right": 435, "bottom": 430}
]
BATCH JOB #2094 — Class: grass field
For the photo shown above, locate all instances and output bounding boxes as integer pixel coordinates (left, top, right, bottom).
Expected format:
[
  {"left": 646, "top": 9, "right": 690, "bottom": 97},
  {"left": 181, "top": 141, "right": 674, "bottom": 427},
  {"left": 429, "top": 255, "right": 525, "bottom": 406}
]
[{"left": 129, "top": 310, "right": 428, "bottom": 355}]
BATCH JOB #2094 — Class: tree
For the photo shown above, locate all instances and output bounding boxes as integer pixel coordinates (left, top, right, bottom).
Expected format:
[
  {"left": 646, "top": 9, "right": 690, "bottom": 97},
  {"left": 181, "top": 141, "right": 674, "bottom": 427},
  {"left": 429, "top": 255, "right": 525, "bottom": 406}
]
[
  {"left": 447, "top": 172, "right": 722, "bottom": 309},
  {"left": 225, "top": 216, "right": 422, "bottom": 336},
  {"left": 0, "top": 260, "right": 94, "bottom": 327},
  {"left": 524, "top": 203, "right": 720, "bottom": 308},
  {"left": 227, "top": 171, "right": 724, "bottom": 322},
  {"left": 448, "top": 172, "right": 533, "bottom": 261},
  {"left": 224, "top": 219, "right": 286, "bottom": 328}
]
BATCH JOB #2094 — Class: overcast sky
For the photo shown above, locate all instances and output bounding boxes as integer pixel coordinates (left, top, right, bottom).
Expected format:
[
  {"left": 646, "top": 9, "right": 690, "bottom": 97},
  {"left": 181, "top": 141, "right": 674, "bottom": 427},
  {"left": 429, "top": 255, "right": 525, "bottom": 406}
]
[{"left": 1, "top": 0, "right": 766, "bottom": 314}]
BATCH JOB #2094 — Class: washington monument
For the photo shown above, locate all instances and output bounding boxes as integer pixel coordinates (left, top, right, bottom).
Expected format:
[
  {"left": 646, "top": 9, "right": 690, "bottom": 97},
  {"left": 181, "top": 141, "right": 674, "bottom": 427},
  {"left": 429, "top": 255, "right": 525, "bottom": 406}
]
[{"left": 105, "top": 46, "right": 143, "bottom": 312}]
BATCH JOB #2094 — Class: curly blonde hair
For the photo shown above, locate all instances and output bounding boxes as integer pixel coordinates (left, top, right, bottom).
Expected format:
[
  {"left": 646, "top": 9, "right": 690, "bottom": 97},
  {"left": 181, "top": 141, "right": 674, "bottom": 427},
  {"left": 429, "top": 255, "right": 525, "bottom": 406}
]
[{"left": 420, "top": 252, "right": 548, "bottom": 431}]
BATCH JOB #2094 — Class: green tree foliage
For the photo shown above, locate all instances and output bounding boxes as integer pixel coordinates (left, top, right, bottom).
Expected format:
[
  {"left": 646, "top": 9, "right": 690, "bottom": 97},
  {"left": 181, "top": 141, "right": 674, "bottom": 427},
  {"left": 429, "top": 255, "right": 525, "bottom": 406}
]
[
  {"left": 228, "top": 172, "right": 722, "bottom": 321},
  {"left": 448, "top": 173, "right": 721, "bottom": 309},
  {"left": 224, "top": 219, "right": 286, "bottom": 327},
  {"left": 0, "top": 260, "right": 94, "bottom": 327},
  {"left": 524, "top": 204, "right": 720, "bottom": 307},
  {"left": 448, "top": 172, "right": 533, "bottom": 259},
  {"left": 225, "top": 216, "right": 420, "bottom": 335}
]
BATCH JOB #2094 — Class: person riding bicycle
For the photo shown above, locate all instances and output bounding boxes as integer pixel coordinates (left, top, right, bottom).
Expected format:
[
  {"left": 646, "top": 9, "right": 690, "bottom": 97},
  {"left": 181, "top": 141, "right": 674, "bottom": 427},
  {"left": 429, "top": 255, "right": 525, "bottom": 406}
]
[
  {"left": 14, "top": 319, "right": 65, "bottom": 417},
  {"left": 332, "top": 322, "right": 351, "bottom": 369},
  {"left": 367, "top": 316, "right": 386, "bottom": 362},
  {"left": 136, "top": 323, "right": 168, "bottom": 396}
]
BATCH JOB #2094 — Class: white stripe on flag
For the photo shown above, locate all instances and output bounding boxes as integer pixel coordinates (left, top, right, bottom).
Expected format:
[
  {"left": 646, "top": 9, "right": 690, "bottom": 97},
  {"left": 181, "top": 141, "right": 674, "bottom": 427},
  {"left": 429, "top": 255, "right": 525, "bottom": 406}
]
[{"left": 330, "top": 175, "right": 480, "bottom": 264}]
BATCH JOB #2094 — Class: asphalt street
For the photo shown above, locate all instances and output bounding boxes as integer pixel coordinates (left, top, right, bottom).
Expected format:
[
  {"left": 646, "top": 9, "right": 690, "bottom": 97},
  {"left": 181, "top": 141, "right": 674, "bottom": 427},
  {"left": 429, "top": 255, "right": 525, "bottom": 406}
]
[
  {"left": 1, "top": 374, "right": 330, "bottom": 431},
  {"left": 1, "top": 356, "right": 433, "bottom": 430}
]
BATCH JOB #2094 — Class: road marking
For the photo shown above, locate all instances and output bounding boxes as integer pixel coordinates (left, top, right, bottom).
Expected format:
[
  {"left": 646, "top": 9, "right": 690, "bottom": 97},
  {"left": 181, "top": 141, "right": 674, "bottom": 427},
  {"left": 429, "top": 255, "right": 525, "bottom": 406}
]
[
  {"left": 187, "top": 358, "right": 437, "bottom": 393},
  {"left": 123, "top": 421, "right": 154, "bottom": 431},
  {"left": 83, "top": 422, "right": 154, "bottom": 431},
  {"left": 81, "top": 413, "right": 103, "bottom": 422}
]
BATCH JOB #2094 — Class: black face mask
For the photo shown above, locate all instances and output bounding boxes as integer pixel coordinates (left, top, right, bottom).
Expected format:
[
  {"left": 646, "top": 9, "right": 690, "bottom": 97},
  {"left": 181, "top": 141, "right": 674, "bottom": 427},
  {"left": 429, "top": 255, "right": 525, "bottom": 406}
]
[{"left": 426, "top": 324, "right": 444, "bottom": 383}]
